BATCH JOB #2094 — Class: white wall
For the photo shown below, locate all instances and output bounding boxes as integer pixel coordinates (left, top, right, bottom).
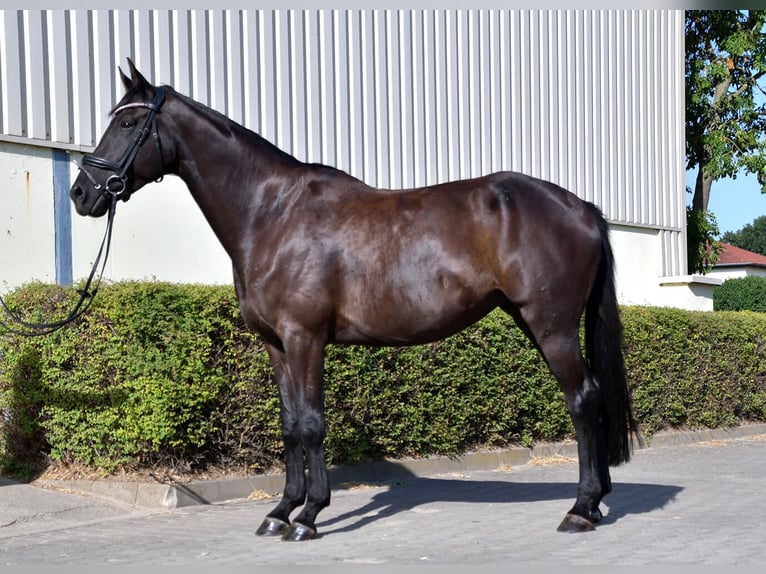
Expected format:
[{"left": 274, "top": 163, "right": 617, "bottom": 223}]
[
  {"left": 68, "top": 155, "right": 233, "bottom": 287},
  {"left": 0, "top": 142, "right": 56, "bottom": 290},
  {"left": 610, "top": 224, "right": 720, "bottom": 311},
  {"left": 707, "top": 267, "right": 766, "bottom": 281}
]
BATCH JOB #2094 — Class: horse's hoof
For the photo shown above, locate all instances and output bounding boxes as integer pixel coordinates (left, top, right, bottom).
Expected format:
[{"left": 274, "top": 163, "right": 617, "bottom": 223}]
[
  {"left": 557, "top": 513, "right": 595, "bottom": 533},
  {"left": 256, "top": 517, "right": 290, "bottom": 537},
  {"left": 590, "top": 507, "right": 604, "bottom": 523},
  {"left": 282, "top": 521, "right": 317, "bottom": 542}
]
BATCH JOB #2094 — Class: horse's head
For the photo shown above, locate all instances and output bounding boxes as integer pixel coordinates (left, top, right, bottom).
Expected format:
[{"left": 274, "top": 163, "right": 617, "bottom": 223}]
[{"left": 71, "top": 59, "right": 170, "bottom": 217}]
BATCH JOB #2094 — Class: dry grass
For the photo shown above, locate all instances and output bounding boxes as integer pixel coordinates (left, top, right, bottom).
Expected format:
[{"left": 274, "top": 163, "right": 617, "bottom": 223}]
[
  {"left": 527, "top": 454, "right": 576, "bottom": 466},
  {"left": 247, "top": 489, "right": 277, "bottom": 501}
]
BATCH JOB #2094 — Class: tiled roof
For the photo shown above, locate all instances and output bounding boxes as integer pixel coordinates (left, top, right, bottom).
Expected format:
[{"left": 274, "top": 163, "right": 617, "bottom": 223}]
[{"left": 716, "top": 242, "right": 766, "bottom": 267}]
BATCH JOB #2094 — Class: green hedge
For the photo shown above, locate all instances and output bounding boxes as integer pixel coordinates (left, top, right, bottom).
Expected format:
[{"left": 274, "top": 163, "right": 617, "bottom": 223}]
[
  {"left": 1, "top": 281, "right": 765, "bottom": 477},
  {"left": 714, "top": 276, "right": 766, "bottom": 312}
]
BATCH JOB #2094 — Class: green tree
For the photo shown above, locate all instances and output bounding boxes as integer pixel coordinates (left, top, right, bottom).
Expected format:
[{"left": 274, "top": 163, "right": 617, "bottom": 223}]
[
  {"left": 721, "top": 214, "right": 766, "bottom": 254},
  {"left": 686, "top": 10, "right": 766, "bottom": 215},
  {"left": 685, "top": 10, "right": 766, "bottom": 273},
  {"left": 687, "top": 206, "right": 724, "bottom": 274}
]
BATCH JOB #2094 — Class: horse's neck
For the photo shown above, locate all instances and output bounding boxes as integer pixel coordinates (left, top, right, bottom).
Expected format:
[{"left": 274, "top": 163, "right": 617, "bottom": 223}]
[{"left": 170, "top": 99, "right": 299, "bottom": 262}]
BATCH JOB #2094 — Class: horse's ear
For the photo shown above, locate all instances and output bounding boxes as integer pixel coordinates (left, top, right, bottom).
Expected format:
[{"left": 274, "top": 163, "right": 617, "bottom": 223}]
[
  {"left": 119, "top": 65, "right": 132, "bottom": 91},
  {"left": 122, "top": 57, "right": 152, "bottom": 92}
]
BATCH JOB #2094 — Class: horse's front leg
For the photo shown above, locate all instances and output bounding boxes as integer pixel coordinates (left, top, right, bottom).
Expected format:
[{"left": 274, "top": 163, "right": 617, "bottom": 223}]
[
  {"left": 256, "top": 343, "right": 307, "bottom": 538},
  {"left": 256, "top": 334, "right": 330, "bottom": 542}
]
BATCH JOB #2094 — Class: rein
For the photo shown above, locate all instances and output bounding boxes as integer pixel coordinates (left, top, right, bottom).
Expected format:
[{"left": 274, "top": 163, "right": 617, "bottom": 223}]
[
  {"left": 0, "top": 88, "right": 167, "bottom": 337},
  {"left": 0, "top": 193, "right": 117, "bottom": 336}
]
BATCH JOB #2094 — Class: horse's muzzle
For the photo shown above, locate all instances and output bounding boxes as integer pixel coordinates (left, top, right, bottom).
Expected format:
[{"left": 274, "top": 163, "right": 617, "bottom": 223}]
[{"left": 70, "top": 184, "right": 109, "bottom": 217}]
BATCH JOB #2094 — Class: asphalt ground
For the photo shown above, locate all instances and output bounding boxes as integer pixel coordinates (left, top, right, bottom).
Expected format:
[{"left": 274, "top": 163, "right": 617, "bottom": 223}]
[{"left": 1, "top": 425, "right": 765, "bottom": 567}]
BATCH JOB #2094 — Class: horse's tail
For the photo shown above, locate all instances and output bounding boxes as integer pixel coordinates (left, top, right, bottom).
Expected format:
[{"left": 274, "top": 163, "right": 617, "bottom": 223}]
[{"left": 584, "top": 203, "right": 638, "bottom": 466}]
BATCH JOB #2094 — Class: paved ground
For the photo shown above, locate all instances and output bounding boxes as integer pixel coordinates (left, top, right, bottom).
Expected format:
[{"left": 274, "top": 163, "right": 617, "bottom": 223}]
[{"left": 1, "top": 427, "right": 765, "bottom": 566}]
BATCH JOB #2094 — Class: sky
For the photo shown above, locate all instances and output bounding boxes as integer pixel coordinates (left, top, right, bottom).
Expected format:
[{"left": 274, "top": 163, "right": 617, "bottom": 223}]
[{"left": 685, "top": 169, "right": 766, "bottom": 236}]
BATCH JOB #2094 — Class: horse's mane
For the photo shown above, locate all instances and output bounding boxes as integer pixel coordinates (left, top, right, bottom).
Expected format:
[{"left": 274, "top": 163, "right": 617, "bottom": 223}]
[{"left": 169, "top": 86, "right": 311, "bottom": 168}]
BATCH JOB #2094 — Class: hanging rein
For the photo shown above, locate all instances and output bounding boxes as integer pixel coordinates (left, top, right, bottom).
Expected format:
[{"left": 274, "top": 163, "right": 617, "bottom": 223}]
[{"left": 0, "top": 88, "right": 166, "bottom": 336}]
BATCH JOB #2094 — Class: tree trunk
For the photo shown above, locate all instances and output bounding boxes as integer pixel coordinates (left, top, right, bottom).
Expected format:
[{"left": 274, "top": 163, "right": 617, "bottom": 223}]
[
  {"left": 691, "top": 70, "right": 730, "bottom": 214},
  {"left": 692, "top": 163, "right": 713, "bottom": 213}
]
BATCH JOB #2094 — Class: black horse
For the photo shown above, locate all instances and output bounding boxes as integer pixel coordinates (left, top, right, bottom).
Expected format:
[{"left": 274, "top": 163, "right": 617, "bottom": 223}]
[{"left": 71, "top": 60, "right": 637, "bottom": 541}]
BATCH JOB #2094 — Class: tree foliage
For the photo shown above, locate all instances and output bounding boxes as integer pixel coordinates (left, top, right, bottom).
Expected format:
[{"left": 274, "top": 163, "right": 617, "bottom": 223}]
[
  {"left": 686, "top": 10, "right": 766, "bottom": 214},
  {"left": 687, "top": 206, "right": 724, "bottom": 274},
  {"left": 721, "top": 214, "right": 766, "bottom": 254}
]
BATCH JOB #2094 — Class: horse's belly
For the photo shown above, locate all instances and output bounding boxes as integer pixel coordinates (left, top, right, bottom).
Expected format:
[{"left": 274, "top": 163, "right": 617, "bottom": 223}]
[{"left": 332, "top": 287, "right": 501, "bottom": 346}]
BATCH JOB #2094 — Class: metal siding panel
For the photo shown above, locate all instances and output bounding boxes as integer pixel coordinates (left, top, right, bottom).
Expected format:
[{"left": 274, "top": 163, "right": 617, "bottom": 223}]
[
  {"left": 0, "top": 12, "right": 4, "bottom": 134},
  {"left": 24, "top": 11, "right": 48, "bottom": 141},
  {"left": 0, "top": 8, "right": 687, "bottom": 232},
  {"left": 207, "top": 10, "right": 226, "bottom": 115},
  {"left": 172, "top": 11, "right": 191, "bottom": 96},
  {"left": 1, "top": 11, "right": 24, "bottom": 136},
  {"left": 224, "top": 10, "right": 242, "bottom": 125},
  {"left": 318, "top": 11, "right": 335, "bottom": 168},
  {"left": 445, "top": 10, "right": 459, "bottom": 182},
  {"left": 357, "top": 10, "right": 372, "bottom": 184},
  {"left": 133, "top": 10, "right": 152, "bottom": 79},
  {"left": 411, "top": 11, "right": 425, "bottom": 187},
  {"left": 189, "top": 11, "right": 208, "bottom": 105},
  {"left": 397, "top": 11, "right": 412, "bottom": 186},
  {"left": 331, "top": 11, "right": 349, "bottom": 177},
  {"left": 477, "top": 10, "right": 490, "bottom": 177},
  {"left": 423, "top": 11, "right": 437, "bottom": 185},
  {"left": 304, "top": 10, "right": 322, "bottom": 167},
  {"left": 433, "top": 10, "right": 451, "bottom": 181},
  {"left": 48, "top": 10, "right": 71, "bottom": 144},
  {"left": 241, "top": 10, "right": 256, "bottom": 132},
  {"left": 273, "top": 11, "right": 290, "bottom": 153},
  {"left": 372, "top": 11, "right": 389, "bottom": 188},
  {"left": 70, "top": 10, "right": 93, "bottom": 146},
  {"left": 91, "top": 10, "right": 114, "bottom": 140},
  {"left": 153, "top": 11, "right": 173, "bottom": 86},
  {"left": 290, "top": 10, "right": 307, "bottom": 163},
  {"left": 113, "top": 11, "right": 133, "bottom": 89},
  {"left": 458, "top": 11, "right": 471, "bottom": 180},
  {"left": 385, "top": 10, "right": 401, "bottom": 188}
]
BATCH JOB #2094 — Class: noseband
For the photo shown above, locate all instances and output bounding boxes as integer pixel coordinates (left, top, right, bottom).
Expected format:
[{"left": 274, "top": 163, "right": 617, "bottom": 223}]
[{"left": 78, "top": 86, "right": 166, "bottom": 202}]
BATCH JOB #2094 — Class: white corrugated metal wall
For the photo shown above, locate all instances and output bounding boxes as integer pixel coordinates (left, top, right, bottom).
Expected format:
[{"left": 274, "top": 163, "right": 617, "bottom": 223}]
[{"left": 0, "top": 9, "right": 686, "bottom": 277}]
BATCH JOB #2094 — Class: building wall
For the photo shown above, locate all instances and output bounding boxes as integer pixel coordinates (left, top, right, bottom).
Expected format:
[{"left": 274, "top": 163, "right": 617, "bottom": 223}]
[
  {"left": 0, "top": 142, "right": 56, "bottom": 289},
  {"left": 0, "top": 9, "right": 692, "bottom": 307},
  {"left": 707, "top": 267, "right": 766, "bottom": 281}
]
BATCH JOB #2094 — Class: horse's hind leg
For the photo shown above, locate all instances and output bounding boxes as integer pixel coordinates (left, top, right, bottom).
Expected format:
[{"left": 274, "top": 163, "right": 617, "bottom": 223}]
[{"left": 512, "top": 304, "right": 610, "bottom": 532}]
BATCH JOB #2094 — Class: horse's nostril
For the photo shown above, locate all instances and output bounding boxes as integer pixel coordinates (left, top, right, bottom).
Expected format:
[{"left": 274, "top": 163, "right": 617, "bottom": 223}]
[{"left": 71, "top": 185, "right": 83, "bottom": 200}]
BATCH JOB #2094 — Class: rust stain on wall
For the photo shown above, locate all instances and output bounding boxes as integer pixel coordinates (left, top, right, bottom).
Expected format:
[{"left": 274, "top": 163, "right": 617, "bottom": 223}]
[{"left": 25, "top": 170, "right": 31, "bottom": 209}]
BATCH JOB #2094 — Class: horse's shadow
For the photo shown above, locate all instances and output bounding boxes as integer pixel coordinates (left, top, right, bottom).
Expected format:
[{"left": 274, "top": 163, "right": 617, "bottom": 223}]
[{"left": 319, "top": 462, "right": 682, "bottom": 536}]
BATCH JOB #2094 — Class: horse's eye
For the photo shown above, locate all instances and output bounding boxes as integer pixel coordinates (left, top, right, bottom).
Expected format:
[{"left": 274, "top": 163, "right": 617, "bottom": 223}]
[{"left": 120, "top": 119, "right": 135, "bottom": 130}]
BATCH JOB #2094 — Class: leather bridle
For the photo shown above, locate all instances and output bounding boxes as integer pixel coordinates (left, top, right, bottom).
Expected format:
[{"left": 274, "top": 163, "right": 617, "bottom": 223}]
[{"left": 78, "top": 86, "right": 166, "bottom": 202}]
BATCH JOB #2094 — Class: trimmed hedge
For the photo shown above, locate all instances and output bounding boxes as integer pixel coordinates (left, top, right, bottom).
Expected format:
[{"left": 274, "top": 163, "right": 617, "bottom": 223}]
[
  {"left": 714, "top": 276, "right": 766, "bottom": 312},
  {"left": 1, "top": 281, "right": 765, "bottom": 477}
]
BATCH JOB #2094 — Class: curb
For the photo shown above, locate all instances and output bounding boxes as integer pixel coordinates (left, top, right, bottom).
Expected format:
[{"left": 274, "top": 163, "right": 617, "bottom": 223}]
[{"left": 33, "top": 423, "right": 766, "bottom": 510}]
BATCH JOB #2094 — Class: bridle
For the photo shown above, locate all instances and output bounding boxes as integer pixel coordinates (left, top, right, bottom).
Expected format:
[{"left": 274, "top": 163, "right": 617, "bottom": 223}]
[
  {"left": 0, "top": 88, "right": 167, "bottom": 336},
  {"left": 78, "top": 86, "right": 167, "bottom": 202}
]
